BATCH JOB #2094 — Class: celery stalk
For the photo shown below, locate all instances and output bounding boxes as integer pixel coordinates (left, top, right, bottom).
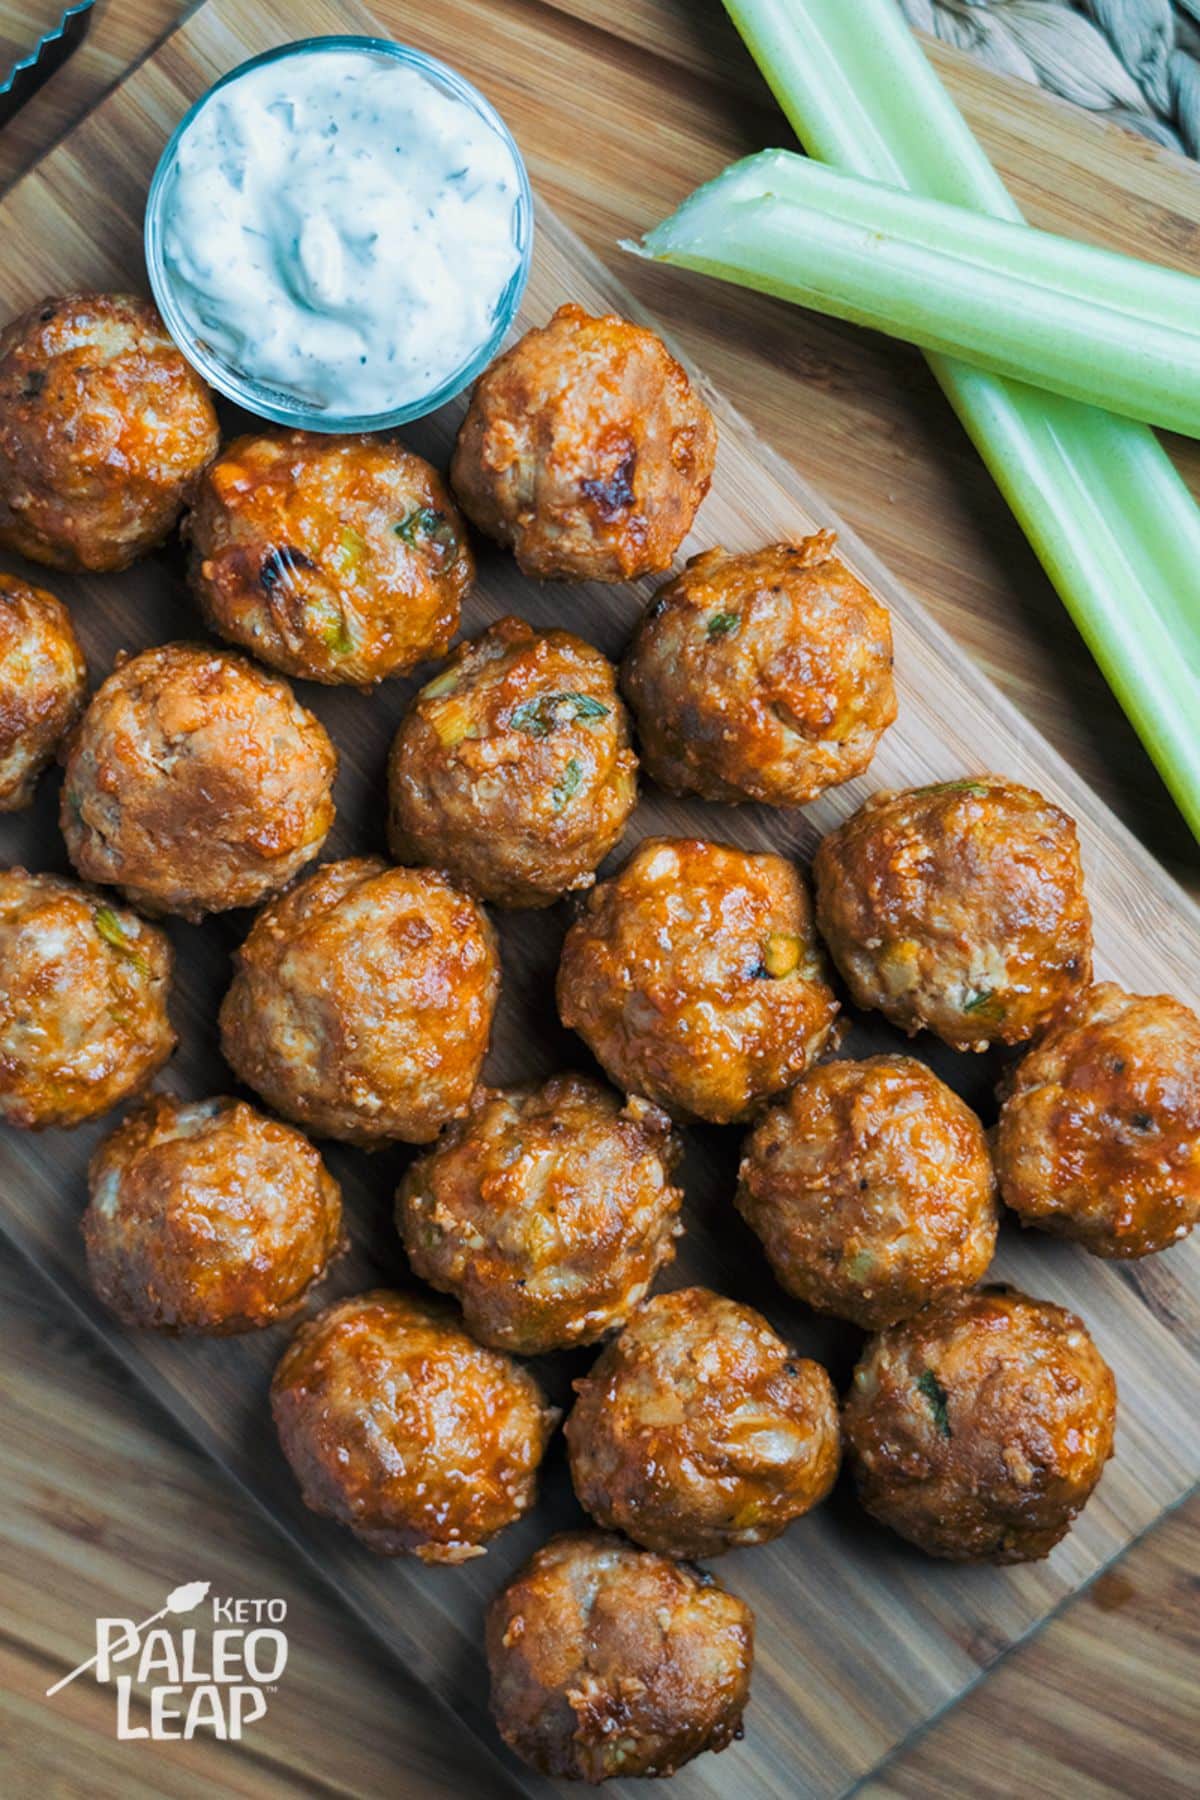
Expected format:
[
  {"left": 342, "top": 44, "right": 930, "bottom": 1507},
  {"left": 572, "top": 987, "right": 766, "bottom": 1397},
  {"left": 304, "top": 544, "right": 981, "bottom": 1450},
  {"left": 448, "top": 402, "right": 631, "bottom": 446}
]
[
  {"left": 635, "top": 150, "right": 1200, "bottom": 436},
  {"left": 718, "top": 0, "right": 1200, "bottom": 840}
]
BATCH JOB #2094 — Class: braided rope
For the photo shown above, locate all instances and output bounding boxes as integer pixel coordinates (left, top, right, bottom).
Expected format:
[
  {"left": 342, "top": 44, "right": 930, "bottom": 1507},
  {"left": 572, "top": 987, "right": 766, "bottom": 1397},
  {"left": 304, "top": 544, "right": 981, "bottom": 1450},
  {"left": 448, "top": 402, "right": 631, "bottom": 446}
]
[{"left": 900, "top": 0, "right": 1200, "bottom": 154}]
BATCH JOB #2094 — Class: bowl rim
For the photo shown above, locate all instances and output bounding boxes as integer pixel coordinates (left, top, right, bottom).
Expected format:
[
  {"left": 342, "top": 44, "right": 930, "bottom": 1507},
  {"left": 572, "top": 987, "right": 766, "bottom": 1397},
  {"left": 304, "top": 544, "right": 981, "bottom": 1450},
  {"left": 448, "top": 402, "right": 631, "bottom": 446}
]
[{"left": 143, "top": 34, "right": 534, "bottom": 432}]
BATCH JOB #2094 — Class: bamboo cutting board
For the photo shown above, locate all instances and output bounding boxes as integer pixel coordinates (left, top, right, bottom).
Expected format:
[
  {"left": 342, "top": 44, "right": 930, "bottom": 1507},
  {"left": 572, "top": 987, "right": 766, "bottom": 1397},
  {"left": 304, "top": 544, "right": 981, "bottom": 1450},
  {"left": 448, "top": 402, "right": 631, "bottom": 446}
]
[{"left": 1, "top": 2, "right": 1198, "bottom": 1795}]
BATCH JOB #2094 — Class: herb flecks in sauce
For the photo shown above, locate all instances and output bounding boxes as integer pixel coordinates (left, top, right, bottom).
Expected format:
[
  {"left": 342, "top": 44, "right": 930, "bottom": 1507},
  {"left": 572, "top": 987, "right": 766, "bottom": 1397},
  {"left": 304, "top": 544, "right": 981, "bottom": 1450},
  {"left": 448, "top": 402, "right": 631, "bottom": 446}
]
[
  {"left": 510, "top": 693, "right": 610, "bottom": 737},
  {"left": 332, "top": 526, "right": 366, "bottom": 574},
  {"left": 429, "top": 696, "right": 478, "bottom": 749},
  {"left": 963, "top": 987, "right": 1003, "bottom": 1018},
  {"left": 394, "top": 507, "right": 457, "bottom": 557},
  {"left": 94, "top": 908, "right": 150, "bottom": 977},
  {"left": 552, "top": 757, "right": 584, "bottom": 812},
  {"left": 918, "top": 778, "right": 989, "bottom": 798},
  {"left": 324, "top": 617, "right": 354, "bottom": 656},
  {"left": 917, "top": 1369, "right": 952, "bottom": 1438},
  {"left": 418, "top": 665, "right": 461, "bottom": 701}
]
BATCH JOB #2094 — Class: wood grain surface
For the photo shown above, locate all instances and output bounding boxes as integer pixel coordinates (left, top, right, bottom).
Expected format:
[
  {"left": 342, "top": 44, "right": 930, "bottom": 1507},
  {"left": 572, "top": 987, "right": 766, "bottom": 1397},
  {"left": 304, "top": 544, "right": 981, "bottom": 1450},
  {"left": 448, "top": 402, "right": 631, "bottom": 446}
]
[{"left": 1, "top": 2, "right": 1198, "bottom": 1797}]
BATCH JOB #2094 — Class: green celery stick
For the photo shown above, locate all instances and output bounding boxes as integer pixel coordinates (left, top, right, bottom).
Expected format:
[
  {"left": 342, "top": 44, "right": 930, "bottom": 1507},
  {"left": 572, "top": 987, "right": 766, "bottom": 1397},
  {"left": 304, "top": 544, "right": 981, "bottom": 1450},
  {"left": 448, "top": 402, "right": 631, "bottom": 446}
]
[
  {"left": 635, "top": 149, "right": 1200, "bottom": 436},
  {"left": 719, "top": 0, "right": 1200, "bottom": 839}
]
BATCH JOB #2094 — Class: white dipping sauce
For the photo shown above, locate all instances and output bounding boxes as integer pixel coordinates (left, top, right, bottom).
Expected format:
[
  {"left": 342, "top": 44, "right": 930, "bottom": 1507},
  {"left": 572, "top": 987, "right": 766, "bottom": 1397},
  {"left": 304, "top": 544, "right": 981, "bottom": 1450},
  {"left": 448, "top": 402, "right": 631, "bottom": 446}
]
[{"left": 161, "top": 48, "right": 524, "bottom": 415}]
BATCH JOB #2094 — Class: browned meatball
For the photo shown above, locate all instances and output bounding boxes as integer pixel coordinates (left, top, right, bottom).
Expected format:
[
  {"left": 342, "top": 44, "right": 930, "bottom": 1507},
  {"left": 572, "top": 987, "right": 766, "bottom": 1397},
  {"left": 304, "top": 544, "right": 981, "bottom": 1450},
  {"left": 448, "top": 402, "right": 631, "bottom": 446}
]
[
  {"left": 737, "top": 1056, "right": 998, "bottom": 1329},
  {"left": 995, "top": 983, "right": 1200, "bottom": 1259},
  {"left": 843, "top": 1286, "right": 1116, "bottom": 1563},
  {"left": 557, "top": 836, "right": 837, "bottom": 1124},
  {"left": 565, "top": 1288, "right": 840, "bottom": 1559},
  {"left": 187, "top": 432, "right": 473, "bottom": 686},
  {"left": 220, "top": 857, "right": 499, "bottom": 1146},
  {"left": 0, "top": 572, "right": 86, "bottom": 810},
  {"left": 388, "top": 616, "right": 638, "bottom": 908},
  {"left": 814, "top": 777, "right": 1092, "bottom": 1051},
  {"left": 83, "top": 1095, "right": 344, "bottom": 1333},
  {"left": 487, "top": 1532, "right": 753, "bottom": 1781},
  {"left": 0, "top": 293, "right": 218, "bottom": 572},
  {"left": 271, "top": 1290, "right": 555, "bottom": 1561},
  {"left": 623, "top": 534, "right": 896, "bottom": 806},
  {"left": 397, "top": 1076, "right": 682, "bottom": 1354},
  {"left": 451, "top": 303, "right": 716, "bottom": 582},
  {"left": 0, "top": 868, "right": 174, "bottom": 1130},
  {"left": 60, "top": 643, "right": 336, "bottom": 919}
]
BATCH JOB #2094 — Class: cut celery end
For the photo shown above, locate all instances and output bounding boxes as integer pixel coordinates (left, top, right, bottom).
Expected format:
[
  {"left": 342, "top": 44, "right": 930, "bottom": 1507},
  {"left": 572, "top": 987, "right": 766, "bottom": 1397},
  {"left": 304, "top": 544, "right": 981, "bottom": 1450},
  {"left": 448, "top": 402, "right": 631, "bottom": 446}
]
[
  {"left": 635, "top": 150, "right": 1200, "bottom": 436},
  {"left": 718, "top": 0, "right": 1200, "bottom": 839}
]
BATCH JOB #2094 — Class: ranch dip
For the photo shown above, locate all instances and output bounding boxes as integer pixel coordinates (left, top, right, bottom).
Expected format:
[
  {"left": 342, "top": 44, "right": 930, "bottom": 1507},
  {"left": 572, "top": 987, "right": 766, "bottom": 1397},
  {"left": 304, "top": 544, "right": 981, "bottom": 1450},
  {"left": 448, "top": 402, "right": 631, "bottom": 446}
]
[{"left": 158, "top": 46, "right": 526, "bottom": 416}]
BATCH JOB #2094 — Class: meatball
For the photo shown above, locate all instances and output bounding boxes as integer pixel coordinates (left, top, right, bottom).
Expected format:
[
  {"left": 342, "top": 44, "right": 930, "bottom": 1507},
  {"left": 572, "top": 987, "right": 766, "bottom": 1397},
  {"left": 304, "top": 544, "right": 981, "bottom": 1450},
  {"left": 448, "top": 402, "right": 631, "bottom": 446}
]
[
  {"left": 0, "top": 572, "right": 87, "bottom": 810},
  {"left": 220, "top": 857, "right": 499, "bottom": 1146},
  {"left": 271, "top": 1290, "right": 555, "bottom": 1560},
  {"left": 397, "top": 1076, "right": 682, "bottom": 1354},
  {"left": 487, "top": 1532, "right": 753, "bottom": 1781},
  {"left": 450, "top": 303, "right": 716, "bottom": 582},
  {"left": 557, "top": 836, "right": 837, "bottom": 1124},
  {"left": 813, "top": 776, "right": 1092, "bottom": 1050},
  {"left": 187, "top": 432, "right": 473, "bottom": 686},
  {"left": 0, "top": 293, "right": 218, "bottom": 572},
  {"left": 995, "top": 982, "right": 1200, "bottom": 1259},
  {"left": 60, "top": 642, "right": 336, "bottom": 919},
  {"left": 622, "top": 534, "right": 895, "bottom": 806},
  {"left": 843, "top": 1286, "right": 1116, "bottom": 1563},
  {"left": 388, "top": 616, "right": 638, "bottom": 907},
  {"left": 0, "top": 868, "right": 174, "bottom": 1130},
  {"left": 83, "top": 1095, "right": 345, "bottom": 1333},
  {"left": 736, "top": 1056, "right": 998, "bottom": 1329},
  {"left": 565, "top": 1288, "right": 840, "bottom": 1559}
]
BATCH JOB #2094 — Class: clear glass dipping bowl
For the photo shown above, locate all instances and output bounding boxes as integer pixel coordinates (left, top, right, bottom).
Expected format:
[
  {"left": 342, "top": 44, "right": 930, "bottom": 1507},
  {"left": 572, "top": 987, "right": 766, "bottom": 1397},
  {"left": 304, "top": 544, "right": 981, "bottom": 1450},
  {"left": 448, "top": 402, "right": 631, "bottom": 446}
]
[{"left": 144, "top": 36, "right": 533, "bottom": 431}]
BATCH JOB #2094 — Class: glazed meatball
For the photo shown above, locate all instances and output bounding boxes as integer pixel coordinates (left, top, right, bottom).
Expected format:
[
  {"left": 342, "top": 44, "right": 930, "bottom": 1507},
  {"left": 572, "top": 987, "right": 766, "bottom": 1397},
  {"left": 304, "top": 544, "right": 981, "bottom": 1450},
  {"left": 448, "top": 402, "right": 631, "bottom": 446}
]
[
  {"left": 737, "top": 1056, "right": 998, "bottom": 1329},
  {"left": 0, "top": 868, "right": 174, "bottom": 1130},
  {"left": 83, "top": 1094, "right": 343, "bottom": 1332},
  {"left": 843, "top": 1286, "right": 1116, "bottom": 1563},
  {"left": 60, "top": 643, "right": 336, "bottom": 919},
  {"left": 220, "top": 857, "right": 499, "bottom": 1146},
  {"left": 388, "top": 616, "right": 638, "bottom": 907},
  {"left": 814, "top": 776, "right": 1092, "bottom": 1050},
  {"left": 0, "top": 572, "right": 86, "bottom": 810},
  {"left": 623, "top": 534, "right": 895, "bottom": 806},
  {"left": 995, "top": 982, "right": 1200, "bottom": 1259},
  {"left": 271, "top": 1290, "right": 555, "bottom": 1561},
  {"left": 557, "top": 836, "right": 837, "bottom": 1124},
  {"left": 398, "top": 1076, "right": 682, "bottom": 1354},
  {"left": 566, "top": 1288, "right": 840, "bottom": 1559},
  {"left": 0, "top": 293, "right": 218, "bottom": 571},
  {"left": 487, "top": 1532, "right": 753, "bottom": 1781},
  {"left": 187, "top": 432, "right": 473, "bottom": 686},
  {"left": 451, "top": 303, "right": 716, "bottom": 582}
]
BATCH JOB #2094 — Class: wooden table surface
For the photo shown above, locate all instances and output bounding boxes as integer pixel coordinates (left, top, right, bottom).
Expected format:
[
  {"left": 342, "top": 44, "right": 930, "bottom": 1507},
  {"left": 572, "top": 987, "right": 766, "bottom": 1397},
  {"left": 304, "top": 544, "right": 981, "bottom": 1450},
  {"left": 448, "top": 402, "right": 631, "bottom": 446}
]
[{"left": 0, "top": 3, "right": 1197, "bottom": 1796}]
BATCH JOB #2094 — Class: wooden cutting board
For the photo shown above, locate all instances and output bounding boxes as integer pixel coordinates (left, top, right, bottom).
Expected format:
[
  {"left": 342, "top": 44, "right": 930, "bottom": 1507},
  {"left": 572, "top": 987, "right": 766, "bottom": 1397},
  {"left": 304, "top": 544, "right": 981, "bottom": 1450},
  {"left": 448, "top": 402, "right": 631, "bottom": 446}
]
[{"left": 1, "top": 1, "right": 1198, "bottom": 1795}]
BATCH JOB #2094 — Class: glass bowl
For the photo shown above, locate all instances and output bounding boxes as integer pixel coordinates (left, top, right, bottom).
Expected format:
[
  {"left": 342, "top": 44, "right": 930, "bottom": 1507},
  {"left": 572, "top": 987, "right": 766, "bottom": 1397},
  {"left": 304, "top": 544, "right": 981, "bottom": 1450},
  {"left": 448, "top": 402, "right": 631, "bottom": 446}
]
[{"left": 144, "top": 35, "right": 533, "bottom": 432}]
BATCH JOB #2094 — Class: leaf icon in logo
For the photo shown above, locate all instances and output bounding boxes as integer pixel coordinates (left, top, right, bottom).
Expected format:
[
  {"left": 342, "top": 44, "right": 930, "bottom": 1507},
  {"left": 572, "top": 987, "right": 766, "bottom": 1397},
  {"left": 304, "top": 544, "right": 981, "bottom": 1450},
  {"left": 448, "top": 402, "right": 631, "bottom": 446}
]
[
  {"left": 45, "top": 1576, "right": 213, "bottom": 1697},
  {"left": 165, "top": 1580, "right": 211, "bottom": 1615}
]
